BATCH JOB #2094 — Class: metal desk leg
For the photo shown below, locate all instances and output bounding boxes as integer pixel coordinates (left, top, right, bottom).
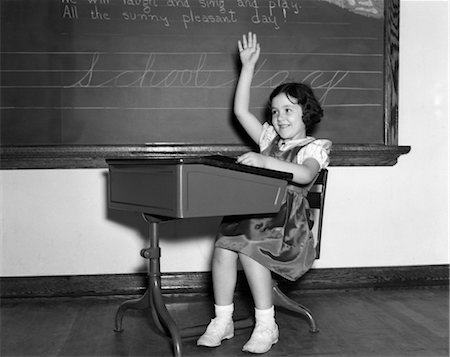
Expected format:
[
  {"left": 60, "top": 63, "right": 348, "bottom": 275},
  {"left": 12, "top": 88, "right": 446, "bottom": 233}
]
[
  {"left": 115, "top": 290, "right": 153, "bottom": 332},
  {"left": 114, "top": 215, "right": 183, "bottom": 357},
  {"left": 114, "top": 282, "right": 166, "bottom": 335},
  {"left": 145, "top": 217, "right": 182, "bottom": 357}
]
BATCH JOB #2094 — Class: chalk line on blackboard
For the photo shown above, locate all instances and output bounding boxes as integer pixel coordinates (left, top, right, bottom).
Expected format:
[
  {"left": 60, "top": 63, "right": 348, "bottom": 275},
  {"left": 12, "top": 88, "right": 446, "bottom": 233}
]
[
  {"left": 321, "top": 37, "right": 378, "bottom": 40},
  {"left": 1, "top": 51, "right": 383, "bottom": 56},
  {"left": 0, "top": 104, "right": 382, "bottom": 110}
]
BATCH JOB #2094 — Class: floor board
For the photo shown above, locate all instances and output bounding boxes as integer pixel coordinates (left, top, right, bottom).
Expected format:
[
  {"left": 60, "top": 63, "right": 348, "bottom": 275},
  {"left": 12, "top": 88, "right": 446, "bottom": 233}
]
[{"left": 1, "top": 287, "right": 448, "bottom": 357}]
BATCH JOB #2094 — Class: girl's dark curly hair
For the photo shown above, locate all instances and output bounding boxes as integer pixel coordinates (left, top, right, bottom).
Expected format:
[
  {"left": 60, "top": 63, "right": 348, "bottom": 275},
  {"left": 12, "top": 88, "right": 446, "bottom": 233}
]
[{"left": 269, "top": 82, "right": 323, "bottom": 135}]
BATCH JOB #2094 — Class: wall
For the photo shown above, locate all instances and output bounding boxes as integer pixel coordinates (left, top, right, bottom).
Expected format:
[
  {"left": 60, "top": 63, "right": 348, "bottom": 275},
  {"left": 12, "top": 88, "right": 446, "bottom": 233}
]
[{"left": 0, "top": 0, "right": 448, "bottom": 277}]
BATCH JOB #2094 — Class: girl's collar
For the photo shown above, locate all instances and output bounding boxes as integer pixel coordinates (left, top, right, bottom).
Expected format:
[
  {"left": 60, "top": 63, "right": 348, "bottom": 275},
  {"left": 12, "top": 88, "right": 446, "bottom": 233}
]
[{"left": 278, "top": 136, "right": 315, "bottom": 150}]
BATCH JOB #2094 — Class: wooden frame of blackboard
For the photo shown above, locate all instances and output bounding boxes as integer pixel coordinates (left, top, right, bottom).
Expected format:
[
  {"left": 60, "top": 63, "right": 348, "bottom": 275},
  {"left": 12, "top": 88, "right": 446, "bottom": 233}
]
[{"left": 0, "top": 0, "right": 410, "bottom": 169}]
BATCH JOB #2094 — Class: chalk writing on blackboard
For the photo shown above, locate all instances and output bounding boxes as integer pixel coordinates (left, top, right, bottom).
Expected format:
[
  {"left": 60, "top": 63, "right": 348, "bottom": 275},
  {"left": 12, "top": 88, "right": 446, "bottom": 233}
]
[
  {"left": 66, "top": 51, "right": 377, "bottom": 111},
  {"left": 322, "top": 0, "right": 383, "bottom": 19},
  {"left": 61, "top": 0, "right": 304, "bottom": 30},
  {"left": 2, "top": 0, "right": 387, "bottom": 146}
]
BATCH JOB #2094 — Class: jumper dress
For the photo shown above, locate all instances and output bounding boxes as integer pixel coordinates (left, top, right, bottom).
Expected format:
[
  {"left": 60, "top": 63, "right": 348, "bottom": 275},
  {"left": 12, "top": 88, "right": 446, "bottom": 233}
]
[{"left": 215, "top": 137, "right": 320, "bottom": 281}]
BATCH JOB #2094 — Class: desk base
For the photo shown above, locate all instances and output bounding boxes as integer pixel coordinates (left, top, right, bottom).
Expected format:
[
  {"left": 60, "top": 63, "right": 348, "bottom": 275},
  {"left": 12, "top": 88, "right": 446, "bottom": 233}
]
[{"left": 113, "top": 215, "right": 182, "bottom": 357}]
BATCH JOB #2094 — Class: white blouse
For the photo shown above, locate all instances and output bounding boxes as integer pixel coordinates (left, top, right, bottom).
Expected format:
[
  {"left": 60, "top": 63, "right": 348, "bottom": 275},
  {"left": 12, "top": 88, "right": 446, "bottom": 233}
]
[{"left": 259, "top": 123, "right": 332, "bottom": 169}]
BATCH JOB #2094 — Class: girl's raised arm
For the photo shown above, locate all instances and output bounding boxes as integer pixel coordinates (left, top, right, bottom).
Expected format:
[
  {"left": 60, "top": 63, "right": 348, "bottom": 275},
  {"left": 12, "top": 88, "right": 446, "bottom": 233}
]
[{"left": 234, "top": 33, "right": 264, "bottom": 144}]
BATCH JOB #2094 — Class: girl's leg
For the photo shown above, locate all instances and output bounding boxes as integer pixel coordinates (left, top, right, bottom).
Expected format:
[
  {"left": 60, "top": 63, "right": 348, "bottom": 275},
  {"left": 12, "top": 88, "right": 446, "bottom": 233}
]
[
  {"left": 212, "top": 247, "right": 238, "bottom": 305},
  {"left": 238, "top": 253, "right": 272, "bottom": 309},
  {"left": 239, "top": 253, "right": 279, "bottom": 354},
  {"left": 197, "top": 247, "right": 238, "bottom": 347}
]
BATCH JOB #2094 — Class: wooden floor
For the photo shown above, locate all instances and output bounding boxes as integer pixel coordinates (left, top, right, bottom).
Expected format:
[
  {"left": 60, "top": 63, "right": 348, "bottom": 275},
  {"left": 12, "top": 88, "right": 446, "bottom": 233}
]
[{"left": 1, "top": 287, "right": 448, "bottom": 357}]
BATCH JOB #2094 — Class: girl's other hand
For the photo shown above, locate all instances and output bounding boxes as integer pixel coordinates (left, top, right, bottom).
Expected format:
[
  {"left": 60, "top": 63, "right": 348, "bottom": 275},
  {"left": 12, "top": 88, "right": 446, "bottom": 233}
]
[
  {"left": 238, "top": 32, "right": 260, "bottom": 67},
  {"left": 236, "top": 152, "right": 266, "bottom": 168}
]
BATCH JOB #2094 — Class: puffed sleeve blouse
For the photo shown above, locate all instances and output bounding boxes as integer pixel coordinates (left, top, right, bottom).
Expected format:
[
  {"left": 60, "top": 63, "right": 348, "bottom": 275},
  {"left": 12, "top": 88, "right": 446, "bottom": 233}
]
[{"left": 259, "top": 122, "right": 332, "bottom": 169}]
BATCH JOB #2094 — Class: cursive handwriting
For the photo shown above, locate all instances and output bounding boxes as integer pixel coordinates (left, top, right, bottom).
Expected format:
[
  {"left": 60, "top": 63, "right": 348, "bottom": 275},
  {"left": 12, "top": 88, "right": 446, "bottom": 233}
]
[{"left": 67, "top": 52, "right": 372, "bottom": 106}]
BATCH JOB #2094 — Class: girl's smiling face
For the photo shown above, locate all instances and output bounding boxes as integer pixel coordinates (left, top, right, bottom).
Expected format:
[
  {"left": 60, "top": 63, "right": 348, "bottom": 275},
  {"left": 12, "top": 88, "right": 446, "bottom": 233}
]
[{"left": 271, "top": 93, "right": 306, "bottom": 140}]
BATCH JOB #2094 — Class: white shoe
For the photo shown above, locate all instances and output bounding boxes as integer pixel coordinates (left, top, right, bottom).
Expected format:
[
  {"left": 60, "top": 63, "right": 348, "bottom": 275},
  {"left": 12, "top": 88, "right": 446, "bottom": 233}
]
[
  {"left": 197, "top": 318, "right": 234, "bottom": 347},
  {"left": 242, "top": 322, "right": 279, "bottom": 354}
]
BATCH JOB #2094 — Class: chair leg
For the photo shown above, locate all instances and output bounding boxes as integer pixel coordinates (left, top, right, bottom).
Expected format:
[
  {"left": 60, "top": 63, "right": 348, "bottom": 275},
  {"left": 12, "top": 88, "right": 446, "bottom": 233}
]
[{"left": 272, "top": 282, "right": 319, "bottom": 333}]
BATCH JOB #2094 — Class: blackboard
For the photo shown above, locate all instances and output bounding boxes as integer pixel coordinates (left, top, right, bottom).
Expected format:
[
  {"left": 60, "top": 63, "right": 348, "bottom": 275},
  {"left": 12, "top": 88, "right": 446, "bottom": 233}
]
[{"left": 2, "top": 0, "right": 390, "bottom": 148}]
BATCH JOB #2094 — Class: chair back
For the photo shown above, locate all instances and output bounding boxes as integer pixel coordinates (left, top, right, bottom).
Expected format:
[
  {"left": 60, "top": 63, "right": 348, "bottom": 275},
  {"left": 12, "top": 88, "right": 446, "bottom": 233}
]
[{"left": 306, "top": 169, "right": 328, "bottom": 259}]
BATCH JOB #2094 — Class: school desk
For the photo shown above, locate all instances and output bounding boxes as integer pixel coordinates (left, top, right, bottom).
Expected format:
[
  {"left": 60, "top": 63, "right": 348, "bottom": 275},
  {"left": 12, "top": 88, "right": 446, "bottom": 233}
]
[{"left": 106, "top": 155, "right": 293, "bottom": 357}]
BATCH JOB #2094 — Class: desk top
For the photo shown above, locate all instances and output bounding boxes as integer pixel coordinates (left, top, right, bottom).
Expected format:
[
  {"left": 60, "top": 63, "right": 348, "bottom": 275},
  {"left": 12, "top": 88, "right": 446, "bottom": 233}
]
[
  {"left": 106, "top": 155, "right": 294, "bottom": 181},
  {"left": 107, "top": 155, "right": 292, "bottom": 218}
]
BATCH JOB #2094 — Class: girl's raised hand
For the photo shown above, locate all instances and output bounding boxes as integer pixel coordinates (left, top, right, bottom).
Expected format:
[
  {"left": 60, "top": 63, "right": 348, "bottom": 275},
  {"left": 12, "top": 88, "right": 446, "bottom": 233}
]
[{"left": 238, "top": 32, "right": 260, "bottom": 67}]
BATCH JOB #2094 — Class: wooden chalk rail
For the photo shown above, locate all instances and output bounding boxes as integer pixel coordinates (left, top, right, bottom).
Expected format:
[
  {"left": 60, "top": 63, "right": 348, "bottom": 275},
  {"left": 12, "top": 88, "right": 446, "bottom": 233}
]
[{"left": 0, "top": 144, "right": 411, "bottom": 169}]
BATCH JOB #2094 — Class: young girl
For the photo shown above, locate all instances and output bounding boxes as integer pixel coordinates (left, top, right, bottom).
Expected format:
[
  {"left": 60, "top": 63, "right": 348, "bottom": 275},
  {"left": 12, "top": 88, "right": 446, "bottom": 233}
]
[{"left": 197, "top": 32, "right": 332, "bottom": 354}]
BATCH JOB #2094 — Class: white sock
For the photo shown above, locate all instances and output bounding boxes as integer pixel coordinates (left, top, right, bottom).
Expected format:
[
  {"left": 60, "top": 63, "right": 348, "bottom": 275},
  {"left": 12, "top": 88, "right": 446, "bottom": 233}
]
[
  {"left": 255, "top": 306, "right": 276, "bottom": 327},
  {"left": 214, "top": 303, "right": 234, "bottom": 322}
]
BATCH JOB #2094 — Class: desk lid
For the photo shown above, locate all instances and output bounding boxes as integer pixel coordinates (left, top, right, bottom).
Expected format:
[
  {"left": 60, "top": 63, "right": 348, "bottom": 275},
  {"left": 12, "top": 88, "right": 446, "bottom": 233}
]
[{"left": 106, "top": 155, "right": 293, "bottom": 181}]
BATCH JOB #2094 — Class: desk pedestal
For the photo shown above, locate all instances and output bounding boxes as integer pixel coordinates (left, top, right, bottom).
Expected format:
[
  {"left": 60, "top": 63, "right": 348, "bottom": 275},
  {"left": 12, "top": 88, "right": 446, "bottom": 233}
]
[{"left": 114, "top": 214, "right": 182, "bottom": 357}]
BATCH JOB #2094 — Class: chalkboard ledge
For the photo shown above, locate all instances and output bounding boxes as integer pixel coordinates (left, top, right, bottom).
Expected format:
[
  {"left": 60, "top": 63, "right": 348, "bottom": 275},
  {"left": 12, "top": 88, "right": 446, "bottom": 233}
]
[{"left": 0, "top": 144, "right": 410, "bottom": 169}]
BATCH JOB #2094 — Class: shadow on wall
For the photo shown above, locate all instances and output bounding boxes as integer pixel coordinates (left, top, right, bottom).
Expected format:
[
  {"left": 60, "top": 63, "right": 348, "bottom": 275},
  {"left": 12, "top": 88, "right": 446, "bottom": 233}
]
[{"left": 101, "top": 171, "right": 220, "bottom": 272}]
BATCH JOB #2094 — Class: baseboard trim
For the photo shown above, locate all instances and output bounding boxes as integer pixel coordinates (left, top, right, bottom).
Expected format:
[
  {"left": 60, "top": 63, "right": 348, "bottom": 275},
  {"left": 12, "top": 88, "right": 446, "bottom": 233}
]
[{"left": 1, "top": 265, "right": 448, "bottom": 298}]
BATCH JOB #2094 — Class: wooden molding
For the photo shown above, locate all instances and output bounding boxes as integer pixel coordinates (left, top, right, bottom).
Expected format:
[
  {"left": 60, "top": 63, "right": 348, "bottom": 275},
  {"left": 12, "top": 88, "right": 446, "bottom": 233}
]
[
  {"left": 0, "top": 144, "right": 410, "bottom": 169},
  {"left": 1, "top": 265, "right": 447, "bottom": 298},
  {"left": 384, "top": 0, "right": 400, "bottom": 145}
]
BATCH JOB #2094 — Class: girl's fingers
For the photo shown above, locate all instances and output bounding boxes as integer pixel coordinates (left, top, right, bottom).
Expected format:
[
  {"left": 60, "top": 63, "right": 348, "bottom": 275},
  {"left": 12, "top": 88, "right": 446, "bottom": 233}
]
[
  {"left": 236, "top": 153, "right": 247, "bottom": 163},
  {"left": 238, "top": 33, "right": 259, "bottom": 54},
  {"left": 242, "top": 32, "right": 256, "bottom": 48},
  {"left": 248, "top": 32, "right": 257, "bottom": 49},
  {"left": 242, "top": 34, "right": 248, "bottom": 49}
]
